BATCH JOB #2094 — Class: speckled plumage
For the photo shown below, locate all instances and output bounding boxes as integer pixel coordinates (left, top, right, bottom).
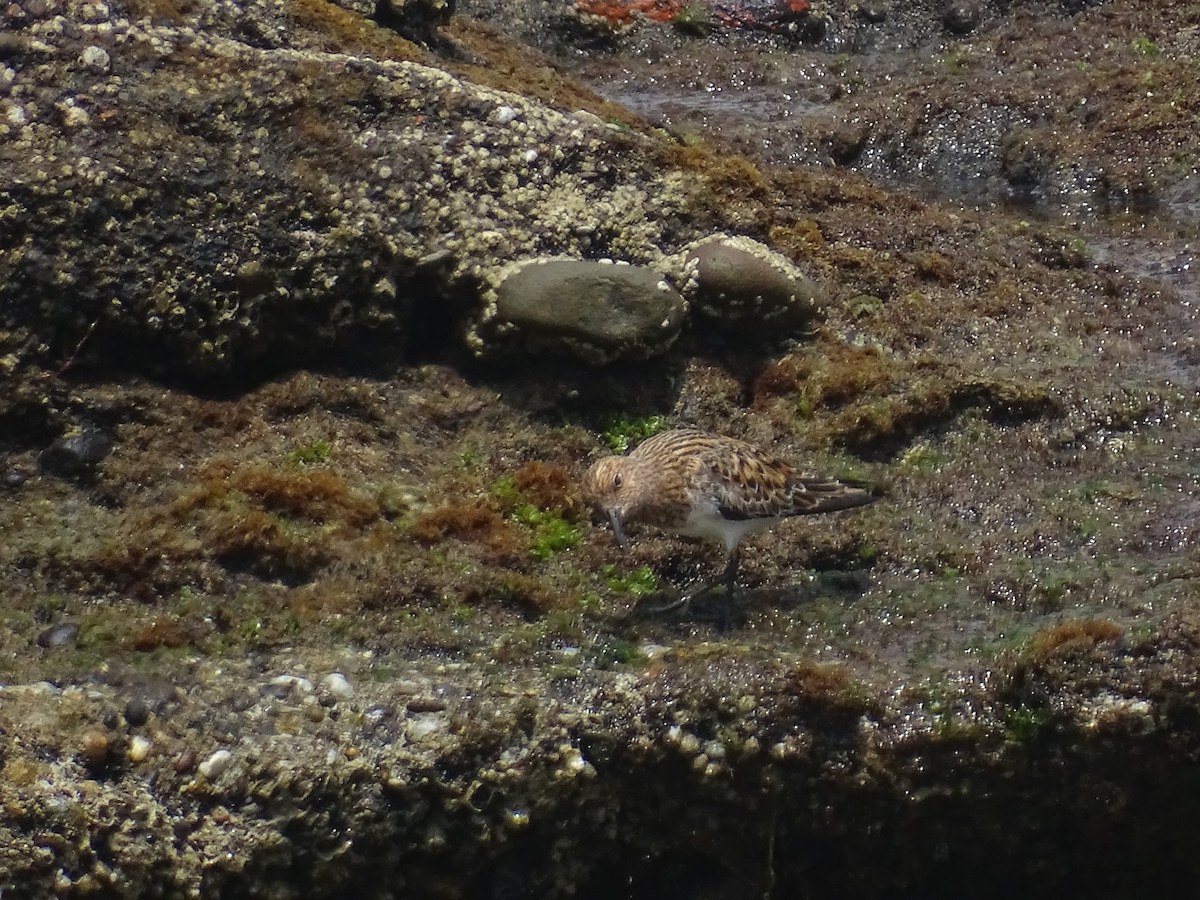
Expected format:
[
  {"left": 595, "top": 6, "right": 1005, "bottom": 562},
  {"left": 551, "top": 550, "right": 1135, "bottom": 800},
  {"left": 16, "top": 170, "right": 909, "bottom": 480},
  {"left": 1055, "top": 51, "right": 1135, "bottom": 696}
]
[{"left": 583, "top": 428, "right": 876, "bottom": 592}]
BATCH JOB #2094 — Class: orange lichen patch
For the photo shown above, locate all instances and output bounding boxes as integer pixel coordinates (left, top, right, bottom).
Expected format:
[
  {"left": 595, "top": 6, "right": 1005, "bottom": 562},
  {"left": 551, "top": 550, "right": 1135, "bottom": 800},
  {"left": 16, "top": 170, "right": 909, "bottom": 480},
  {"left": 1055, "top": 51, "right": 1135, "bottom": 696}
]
[
  {"left": 751, "top": 343, "right": 897, "bottom": 409},
  {"left": 914, "top": 251, "right": 955, "bottom": 284},
  {"left": 786, "top": 659, "right": 854, "bottom": 699},
  {"left": 129, "top": 617, "right": 200, "bottom": 651},
  {"left": 284, "top": 0, "right": 423, "bottom": 61},
  {"left": 1025, "top": 619, "right": 1123, "bottom": 660},
  {"left": 512, "top": 461, "right": 582, "bottom": 517},
  {"left": 772, "top": 658, "right": 871, "bottom": 719},
  {"left": 751, "top": 361, "right": 803, "bottom": 404},
  {"left": 201, "top": 505, "right": 338, "bottom": 577},
  {"left": 410, "top": 501, "right": 507, "bottom": 545},
  {"left": 174, "top": 464, "right": 380, "bottom": 526},
  {"left": 769, "top": 219, "right": 826, "bottom": 253},
  {"left": 575, "top": 0, "right": 685, "bottom": 25},
  {"left": 160, "top": 463, "right": 381, "bottom": 580}
]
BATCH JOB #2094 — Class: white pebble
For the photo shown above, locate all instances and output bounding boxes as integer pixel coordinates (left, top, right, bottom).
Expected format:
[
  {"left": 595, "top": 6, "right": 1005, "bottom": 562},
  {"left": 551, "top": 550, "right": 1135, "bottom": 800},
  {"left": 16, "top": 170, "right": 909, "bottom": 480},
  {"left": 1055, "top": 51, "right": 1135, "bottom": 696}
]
[
  {"left": 321, "top": 673, "right": 354, "bottom": 697},
  {"left": 559, "top": 747, "right": 595, "bottom": 778},
  {"left": 128, "top": 735, "right": 151, "bottom": 762},
  {"left": 407, "top": 713, "right": 444, "bottom": 742},
  {"left": 494, "top": 105, "right": 517, "bottom": 124},
  {"left": 198, "top": 749, "right": 232, "bottom": 779},
  {"left": 62, "top": 104, "right": 89, "bottom": 128},
  {"left": 80, "top": 46, "right": 111, "bottom": 72},
  {"left": 270, "top": 674, "right": 313, "bottom": 693}
]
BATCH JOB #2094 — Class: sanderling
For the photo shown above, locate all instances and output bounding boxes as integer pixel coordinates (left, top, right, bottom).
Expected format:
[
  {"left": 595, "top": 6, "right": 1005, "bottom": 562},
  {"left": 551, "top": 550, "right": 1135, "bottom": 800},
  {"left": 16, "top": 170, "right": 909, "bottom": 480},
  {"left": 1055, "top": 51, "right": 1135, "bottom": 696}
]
[{"left": 583, "top": 428, "right": 876, "bottom": 611}]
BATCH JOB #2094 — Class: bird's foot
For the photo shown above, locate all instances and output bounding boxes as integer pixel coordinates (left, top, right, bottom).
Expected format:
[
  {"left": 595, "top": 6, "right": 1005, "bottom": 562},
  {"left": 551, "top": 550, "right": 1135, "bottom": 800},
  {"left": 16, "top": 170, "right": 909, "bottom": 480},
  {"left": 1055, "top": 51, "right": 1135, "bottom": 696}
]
[{"left": 637, "top": 581, "right": 740, "bottom": 631}]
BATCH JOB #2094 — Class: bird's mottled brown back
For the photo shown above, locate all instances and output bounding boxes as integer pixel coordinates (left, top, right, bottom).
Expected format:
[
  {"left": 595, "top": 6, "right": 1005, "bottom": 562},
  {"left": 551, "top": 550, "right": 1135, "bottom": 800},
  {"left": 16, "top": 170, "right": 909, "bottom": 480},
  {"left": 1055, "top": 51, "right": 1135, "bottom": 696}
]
[{"left": 630, "top": 428, "right": 872, "bottom": 521}]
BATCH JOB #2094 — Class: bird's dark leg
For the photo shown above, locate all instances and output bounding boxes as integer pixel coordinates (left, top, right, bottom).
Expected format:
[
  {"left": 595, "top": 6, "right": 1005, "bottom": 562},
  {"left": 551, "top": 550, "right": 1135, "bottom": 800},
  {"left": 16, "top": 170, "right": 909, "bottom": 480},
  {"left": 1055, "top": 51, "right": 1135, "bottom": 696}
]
[
  {"left": 719, "top": 549, "right": 740, "bottom": 592},
  {"left": 712, "top": 549, "right": 740, "bottom": 631}
]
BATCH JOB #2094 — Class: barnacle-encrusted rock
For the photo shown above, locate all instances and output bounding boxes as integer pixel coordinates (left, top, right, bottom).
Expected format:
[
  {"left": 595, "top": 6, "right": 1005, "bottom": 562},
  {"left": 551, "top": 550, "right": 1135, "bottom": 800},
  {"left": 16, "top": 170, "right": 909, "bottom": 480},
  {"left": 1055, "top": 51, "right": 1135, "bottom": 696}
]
[
  {"left": 468, "top": 257, "right": 687, "bottom": 364},
  {"left": 0, "top": 0, "right": 693, "bottom": 382},
  {"left": 680, "top": 234, "right": 823, "bottom": 339}
]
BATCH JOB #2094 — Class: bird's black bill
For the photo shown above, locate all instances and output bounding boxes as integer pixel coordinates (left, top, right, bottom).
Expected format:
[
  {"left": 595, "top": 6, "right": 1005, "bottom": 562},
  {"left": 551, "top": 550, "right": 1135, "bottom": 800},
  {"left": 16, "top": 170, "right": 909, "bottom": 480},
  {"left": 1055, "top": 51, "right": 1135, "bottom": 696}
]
[{"left": 607, "top": 509, "right": 629, "bottom": 549}]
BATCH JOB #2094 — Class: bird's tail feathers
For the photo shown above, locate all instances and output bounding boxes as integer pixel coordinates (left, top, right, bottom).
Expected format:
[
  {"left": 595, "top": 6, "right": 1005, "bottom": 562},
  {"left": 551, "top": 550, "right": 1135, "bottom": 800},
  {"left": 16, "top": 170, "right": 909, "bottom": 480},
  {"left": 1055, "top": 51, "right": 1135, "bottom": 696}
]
[{"left": 790, "top": 478, "right": 878, "bottom": 515}]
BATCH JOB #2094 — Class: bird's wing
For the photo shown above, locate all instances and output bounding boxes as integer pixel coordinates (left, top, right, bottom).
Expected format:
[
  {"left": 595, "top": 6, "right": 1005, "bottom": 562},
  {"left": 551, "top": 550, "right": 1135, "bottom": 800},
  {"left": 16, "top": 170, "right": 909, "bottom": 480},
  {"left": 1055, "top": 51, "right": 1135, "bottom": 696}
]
[{"left": 703, "top": 441, "right": 795, "bottom": 521}]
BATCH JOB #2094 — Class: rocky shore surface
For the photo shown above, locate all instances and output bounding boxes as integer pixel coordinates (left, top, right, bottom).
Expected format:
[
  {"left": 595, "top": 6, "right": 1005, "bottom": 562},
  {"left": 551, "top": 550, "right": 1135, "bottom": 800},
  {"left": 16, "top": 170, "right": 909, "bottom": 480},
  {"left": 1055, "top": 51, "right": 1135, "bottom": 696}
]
[{"left": 2, "top": 0, "right": 1199, "bottom": 896}]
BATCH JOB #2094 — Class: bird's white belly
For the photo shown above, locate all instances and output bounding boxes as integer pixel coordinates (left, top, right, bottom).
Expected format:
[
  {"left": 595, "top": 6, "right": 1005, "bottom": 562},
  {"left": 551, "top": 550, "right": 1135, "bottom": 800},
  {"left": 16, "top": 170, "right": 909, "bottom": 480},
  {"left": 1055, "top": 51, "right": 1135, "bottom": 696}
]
[{"left": 667, "top": 500, "right": 780, "bottom": 554}]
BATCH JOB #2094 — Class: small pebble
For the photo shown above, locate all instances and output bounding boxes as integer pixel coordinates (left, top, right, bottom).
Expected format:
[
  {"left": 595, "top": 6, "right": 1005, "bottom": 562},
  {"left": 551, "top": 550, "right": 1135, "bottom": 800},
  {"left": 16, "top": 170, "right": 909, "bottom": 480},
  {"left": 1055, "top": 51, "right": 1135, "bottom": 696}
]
[
  {"left": 128, "top": 735, "right": 151, "bottom": 762},
  {"left": 943, "top": 1, "right": 981, "bottom": 34},
  {"left": 321, "top": 672, "right": 354, "bottom": 698},
  {"left": 198, "top": 749, "right": 232, "bottom": 779},
  {"left": 269, "top": 674, "right": 313, "bottom": 693},
  {"left": 406, "top": 697, "right": 446, "bottom": 713},
  {"left": 2, "top": 469, "right": 27, "bottom": 489},
  {"left": 173, "top": 749, "right": 198, "bottom": 773},
  {"left": 79, "top": 45, "right": 110, "bottom": 72},
  {"left": 407, "top": 713, "right": 445, "bottom": 741},
  {"left": 36, "top": 622, "right": 79, "bottom": 649},
  {"left": 80, "top": 730, "right": 109, "bottom": 771},
  {"left": 560, "top": 747, "right": 595, "bottom": 778},
  {"left": 124, "top": 697, "right": 152, "bottom": 727}
]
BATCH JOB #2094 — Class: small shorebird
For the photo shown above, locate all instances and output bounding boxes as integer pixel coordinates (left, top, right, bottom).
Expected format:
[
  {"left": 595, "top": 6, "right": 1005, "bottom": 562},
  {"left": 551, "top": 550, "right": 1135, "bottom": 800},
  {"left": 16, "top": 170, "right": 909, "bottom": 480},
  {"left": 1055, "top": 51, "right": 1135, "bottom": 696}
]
[{"left": 583, "top": 428, "right": 876, "bottom": 613}]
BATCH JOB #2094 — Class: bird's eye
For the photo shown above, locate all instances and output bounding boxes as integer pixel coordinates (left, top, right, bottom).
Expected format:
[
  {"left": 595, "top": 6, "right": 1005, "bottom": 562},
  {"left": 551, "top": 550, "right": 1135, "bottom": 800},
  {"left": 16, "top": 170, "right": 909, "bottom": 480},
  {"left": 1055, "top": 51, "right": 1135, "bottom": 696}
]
[{"left": 612, "top": 473, "right": 622, "bottom": 490}]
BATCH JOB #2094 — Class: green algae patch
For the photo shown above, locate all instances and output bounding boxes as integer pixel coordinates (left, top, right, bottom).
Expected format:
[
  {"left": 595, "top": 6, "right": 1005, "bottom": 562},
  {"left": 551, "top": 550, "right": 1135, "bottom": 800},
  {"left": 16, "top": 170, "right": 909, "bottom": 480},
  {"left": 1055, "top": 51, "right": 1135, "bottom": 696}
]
[
  {"left": 603, "top": 564, "right": 660, "bottom": 597},
  {"left": 512, "top": 504, "right": 582, "bottom": 560},
  {"left": 602, "top": 415, "right": 667, "bottom": 454}
]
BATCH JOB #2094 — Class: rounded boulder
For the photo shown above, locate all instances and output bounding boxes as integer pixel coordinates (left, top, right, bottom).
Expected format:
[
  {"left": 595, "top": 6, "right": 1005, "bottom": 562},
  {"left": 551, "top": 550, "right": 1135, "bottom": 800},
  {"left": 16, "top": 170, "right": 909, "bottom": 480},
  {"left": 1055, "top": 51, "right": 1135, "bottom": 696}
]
[
  {"left": 681, "top": 235, "right": 824, "bottom": 340},
  {"left": 470, "top": 258, "right": 687, "bottom": 365}
]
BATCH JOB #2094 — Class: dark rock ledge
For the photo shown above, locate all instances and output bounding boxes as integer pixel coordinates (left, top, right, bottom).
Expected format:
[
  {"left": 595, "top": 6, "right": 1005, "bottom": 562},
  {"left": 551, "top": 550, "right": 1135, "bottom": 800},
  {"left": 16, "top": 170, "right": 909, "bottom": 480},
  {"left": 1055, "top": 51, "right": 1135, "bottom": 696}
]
[{"left": 3, "top": 624, "right": 1200, "bottom": 898}]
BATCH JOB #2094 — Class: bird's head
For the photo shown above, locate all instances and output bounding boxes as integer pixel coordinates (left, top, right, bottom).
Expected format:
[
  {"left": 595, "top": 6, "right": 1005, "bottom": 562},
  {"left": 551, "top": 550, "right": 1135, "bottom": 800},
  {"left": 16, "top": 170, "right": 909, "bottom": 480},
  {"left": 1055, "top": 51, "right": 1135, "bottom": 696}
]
[{"left": 582, "top": 455, "right": 649, "bottom": 549}]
